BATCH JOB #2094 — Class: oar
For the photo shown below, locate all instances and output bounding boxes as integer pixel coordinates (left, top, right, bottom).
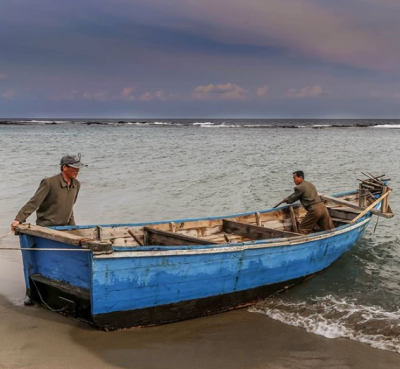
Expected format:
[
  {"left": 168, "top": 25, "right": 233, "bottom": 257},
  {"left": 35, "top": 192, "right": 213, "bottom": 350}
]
[
  {"left": 273, "top": 200, "right": 286, "bottom": 208},
  {"left": 273, "top": 193, "right": 294, "bottom": 208}
]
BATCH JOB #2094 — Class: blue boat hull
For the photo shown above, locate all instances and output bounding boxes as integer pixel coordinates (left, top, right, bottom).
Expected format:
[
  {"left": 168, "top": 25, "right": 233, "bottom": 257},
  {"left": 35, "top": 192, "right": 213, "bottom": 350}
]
[{"left": 19, "top": 212, "right": 372, "bottom": 330}]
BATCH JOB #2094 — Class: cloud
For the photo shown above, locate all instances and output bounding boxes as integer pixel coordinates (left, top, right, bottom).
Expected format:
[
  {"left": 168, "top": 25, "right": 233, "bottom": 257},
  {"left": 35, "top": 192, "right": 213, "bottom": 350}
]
[
  {"left": 132, "top": 0, "right": 394, "bottom": 71},
  {"left": 119, "top": 86, "right": 136, "bottom": 101},
  {"left": 285, "top": 85, "right": 322, "bottom": 99},
  {"left": 0, "top": 73, "right": 7, "bottom": 80},
  {"left": 256, "top": 85, "right": 268, "bottom": 98},
  {"left": 1, "top": 89, "right": 16, "bottom": 100},
  {"left": 139, "top": 90, "right": 168, "bottom": 101},
  {"left": 192, "top": 83, "right": 248, "bottom": 100},
  {"left": 82, "top": 91, "right": 107, "bottom": 101}
]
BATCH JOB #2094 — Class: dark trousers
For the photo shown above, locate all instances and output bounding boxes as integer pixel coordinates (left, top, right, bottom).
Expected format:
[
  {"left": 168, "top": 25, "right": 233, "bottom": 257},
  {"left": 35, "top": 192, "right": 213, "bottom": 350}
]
[{"left": 299, "top": 203, "right": 334, "bottom": 235}]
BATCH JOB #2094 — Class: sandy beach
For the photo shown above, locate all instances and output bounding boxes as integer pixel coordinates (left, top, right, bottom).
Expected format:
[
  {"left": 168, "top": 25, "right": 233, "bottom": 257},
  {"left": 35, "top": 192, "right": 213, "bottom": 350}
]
[{"left": 1, "top": 236, "right": 400, "bottom": 369}]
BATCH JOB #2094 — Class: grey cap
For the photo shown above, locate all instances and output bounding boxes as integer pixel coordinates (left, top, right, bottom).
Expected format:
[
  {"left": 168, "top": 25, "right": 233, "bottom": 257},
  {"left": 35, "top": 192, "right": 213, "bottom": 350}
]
[{"left": 60, "top": 153, "right": 87, "bottom": 168}]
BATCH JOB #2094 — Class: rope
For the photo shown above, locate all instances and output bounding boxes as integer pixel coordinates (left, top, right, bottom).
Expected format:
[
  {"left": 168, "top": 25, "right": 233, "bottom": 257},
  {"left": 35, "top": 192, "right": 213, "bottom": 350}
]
[
  {"left": 31, "top": 279, "right": 66, "bottom": 313},
  {"left": 0, "top": 247, "right": 91, "bottom": 252},
  {"left": 374, "top": 216, "right": 380, "bottom": 233},
  {"left": 0, "top": 232, "right": 12, "bottom": 239}
]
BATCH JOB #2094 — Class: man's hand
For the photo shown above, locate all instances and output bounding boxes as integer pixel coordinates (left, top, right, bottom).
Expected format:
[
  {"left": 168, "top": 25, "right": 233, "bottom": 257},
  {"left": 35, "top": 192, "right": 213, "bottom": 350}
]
[{"left": 11, "top": 220, "right": 20, "bottom": 233}]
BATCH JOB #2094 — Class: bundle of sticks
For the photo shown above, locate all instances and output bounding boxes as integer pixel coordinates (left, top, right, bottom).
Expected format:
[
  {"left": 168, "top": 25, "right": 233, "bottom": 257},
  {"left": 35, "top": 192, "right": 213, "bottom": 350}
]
[{"left": 357, "top": 172, "right": 391, "bottom": 209}]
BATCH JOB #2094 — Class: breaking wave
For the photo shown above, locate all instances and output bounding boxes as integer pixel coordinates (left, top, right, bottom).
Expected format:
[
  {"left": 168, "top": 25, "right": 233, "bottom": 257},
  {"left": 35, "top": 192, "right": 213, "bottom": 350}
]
[
  {"left": 249, "top": 295, "right": 400, "bottom": 353},
  {"left": 372, "top": 124, "right": 400, "bottom": 129}
]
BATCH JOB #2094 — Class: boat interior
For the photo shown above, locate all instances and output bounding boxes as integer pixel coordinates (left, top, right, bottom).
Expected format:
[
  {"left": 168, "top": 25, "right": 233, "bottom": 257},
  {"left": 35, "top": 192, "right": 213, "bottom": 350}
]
[
  {"left": 15, "top": 174, "right": 392, "bottom": 251},
  {"left": 64, "top": 191, "right": 376, "bottom": 247}
]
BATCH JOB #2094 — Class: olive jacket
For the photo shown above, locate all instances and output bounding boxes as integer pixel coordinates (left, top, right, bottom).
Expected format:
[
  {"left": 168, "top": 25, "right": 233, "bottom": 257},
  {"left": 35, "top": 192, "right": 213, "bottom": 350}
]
[
  {"left": 15, "top": 173, "right": 80, "bottom": 226},
  {"left": 286, "top": 180, "right": 322, "bottom": 209}
]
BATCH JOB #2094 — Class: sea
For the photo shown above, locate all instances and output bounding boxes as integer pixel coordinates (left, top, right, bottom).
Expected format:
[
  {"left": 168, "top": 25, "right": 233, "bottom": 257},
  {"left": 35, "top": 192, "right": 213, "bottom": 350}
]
[{"left": 1, "top": 118, "right": 399, "bottom": 353}]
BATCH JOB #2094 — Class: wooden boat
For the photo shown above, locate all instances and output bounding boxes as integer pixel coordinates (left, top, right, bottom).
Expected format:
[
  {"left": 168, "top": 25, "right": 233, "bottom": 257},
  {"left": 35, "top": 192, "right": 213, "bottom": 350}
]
[{"left": 15, "top": 181, "right": 394, "bottom": 330}]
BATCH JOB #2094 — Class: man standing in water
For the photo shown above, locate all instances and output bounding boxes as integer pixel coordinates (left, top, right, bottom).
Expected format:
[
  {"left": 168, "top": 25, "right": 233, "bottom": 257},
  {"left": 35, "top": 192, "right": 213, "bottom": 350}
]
[
  {"left": 283, "top": 170, "right": 334, "bottom": 234},
  {"left": 11, "top": 154, "right": 87, "bottom": 232}
]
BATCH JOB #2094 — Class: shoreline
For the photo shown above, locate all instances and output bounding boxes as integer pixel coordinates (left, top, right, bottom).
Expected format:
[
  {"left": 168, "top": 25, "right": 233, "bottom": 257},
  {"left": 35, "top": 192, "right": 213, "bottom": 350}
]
[
  {"left": 1, "top": 119, "right": 398, "bottom": 129},
  {"left": 1, "top": 237, "right": 400, "bottom": 369}
]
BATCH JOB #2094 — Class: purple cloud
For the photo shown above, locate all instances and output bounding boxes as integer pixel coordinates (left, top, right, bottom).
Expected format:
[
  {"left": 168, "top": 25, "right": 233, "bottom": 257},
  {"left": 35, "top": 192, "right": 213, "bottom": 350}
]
[{"left": 193, "top": 83, "right": 248, "bottom": 100}]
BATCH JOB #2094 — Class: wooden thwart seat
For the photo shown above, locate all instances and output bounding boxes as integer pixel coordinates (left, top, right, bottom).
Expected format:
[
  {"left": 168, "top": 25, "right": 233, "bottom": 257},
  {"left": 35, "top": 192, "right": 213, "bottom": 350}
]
[
  {"left": 330, "top": 217, "right": 352, "bottom": 224},
  {"left": 144, "top": 226, "right": 215, "bottom": 246},
  {"left": 222, "top": 219, "right": 301, "bottom": 240},
  {"left": 144, "top": 217, "right": 303, "bottom": 246},
  {"left": 328, "top": 206, "right": 360, "bottom": 221}
]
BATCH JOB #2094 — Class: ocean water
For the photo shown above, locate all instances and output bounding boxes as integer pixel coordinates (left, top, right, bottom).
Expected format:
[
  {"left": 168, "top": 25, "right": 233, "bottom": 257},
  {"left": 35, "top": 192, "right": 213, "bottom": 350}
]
[{"left": 0, "top": 118, "right": 399, "bottom": 352}]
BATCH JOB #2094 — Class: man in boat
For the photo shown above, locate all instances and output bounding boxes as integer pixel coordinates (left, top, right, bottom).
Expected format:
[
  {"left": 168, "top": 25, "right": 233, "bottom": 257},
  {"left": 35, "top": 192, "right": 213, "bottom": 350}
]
[
  {"left": 283, "top": 171, "right": 334, "bottom": 234},
  {"left": 11, "top": 154, "right": 87, "bottom": 232}
]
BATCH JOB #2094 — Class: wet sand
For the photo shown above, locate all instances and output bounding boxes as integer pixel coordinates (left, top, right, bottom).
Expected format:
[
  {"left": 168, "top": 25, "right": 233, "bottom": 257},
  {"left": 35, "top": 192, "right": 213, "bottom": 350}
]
[{"left": 1, "top": 236, "right": 400, "bottom": 369}]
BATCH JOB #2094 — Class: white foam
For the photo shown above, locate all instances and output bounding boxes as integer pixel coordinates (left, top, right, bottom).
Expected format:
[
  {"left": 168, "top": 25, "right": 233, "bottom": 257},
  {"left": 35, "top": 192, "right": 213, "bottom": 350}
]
[
  {"left": 243, "top": 124, "right": 273, "bottom": 128},
  {"left": 127, "top": 121, "right": 182, "bottom": 126},
  {"left": 193, "top": 122, "right": 215, "bottom": 126},
  {"left": 372, "top": 124, "right": 400, "bottom": 129},
  {"left": 33, "top": 120, "right": 69, "bottom": 123},
  {"left": 16, "top": 120, "right": 70, "bottom": 124},
  {"left": 249, "top": 295, "right": 400, "bottom": 354},
  {"left": 192, "top": 122, "right": 244, "bottom": 128}
]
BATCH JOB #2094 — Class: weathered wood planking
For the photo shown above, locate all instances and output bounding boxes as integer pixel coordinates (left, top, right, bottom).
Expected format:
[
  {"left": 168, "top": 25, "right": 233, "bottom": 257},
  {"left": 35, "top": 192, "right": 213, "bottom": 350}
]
[
  {"left": 176, "top": 226, "right": 223, "bottom": 238},
  {"left": 16, "top": 224, "right": 112, "bottom": 252},
  {"left": 201, "top": 234, "right": 249, "bottom": 243},
  {"left": 95, "top": 226, "right": 145, "bottom": 240},
  {"left": 16, "top": 224, "right": 83, "bottom": 245},
  {"left": 321, "top": 194, "right": 393, "bottom": 218},
  {"left": 151, "top": 219, "right": 223, "bottom": 232},
  {"left": 144, "top": 227, "right": 216, "bottom": 246},
  {"left": 331, "top": 217, "right": 351, "bottom": 224},
  {"left": 236, "top": 210, "right": 287, "bottom": 224},
  {"left": 350, "top": 190, "right": 392, "bottom": 224},
  {"left": 112, "top": 238, "right": 140, "bottom": 247},
  {"left": 68, "top": 228, "right": 97, "bottom": 238},
  {"left": 328, "top": 207, "right": 360, "bottom": 221},
  {"left": 223, "top": 219, "right": 301, "bottom": 240},
  {"left": 288, "top": 207, "right": 299, "bottom": 233},
  {"left": 65, "top": 208, "right": 296, "bottom": 242},
  {"left": 128, "top": 230, "right": 143, "bottom": 246}
]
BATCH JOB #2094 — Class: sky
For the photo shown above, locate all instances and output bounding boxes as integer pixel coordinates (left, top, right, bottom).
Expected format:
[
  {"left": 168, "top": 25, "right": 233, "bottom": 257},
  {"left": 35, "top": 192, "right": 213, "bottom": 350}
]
[{"left": 1, "top": 0, "right": 400, "bottom": 118}]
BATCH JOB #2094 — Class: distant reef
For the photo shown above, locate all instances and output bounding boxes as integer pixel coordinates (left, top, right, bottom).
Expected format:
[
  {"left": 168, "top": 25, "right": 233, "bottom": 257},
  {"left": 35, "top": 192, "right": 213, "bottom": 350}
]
[{"left": 0, "top": 121, "right": 19, "bottom": 125}]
